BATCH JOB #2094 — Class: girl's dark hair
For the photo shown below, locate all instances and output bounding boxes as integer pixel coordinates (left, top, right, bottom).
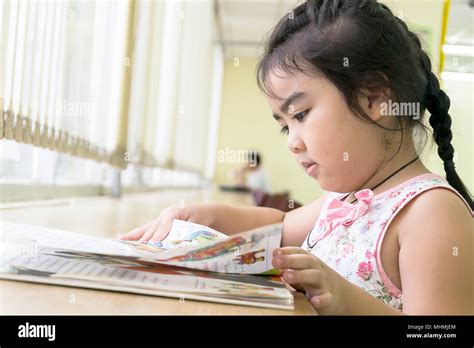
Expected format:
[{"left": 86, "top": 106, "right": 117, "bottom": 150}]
[{"left": 257, "top": 0, "right": 473, "bottom": 209}]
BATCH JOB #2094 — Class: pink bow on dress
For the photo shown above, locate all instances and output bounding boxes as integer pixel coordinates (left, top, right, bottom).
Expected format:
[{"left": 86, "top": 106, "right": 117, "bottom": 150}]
[
  {"left": 326, "top": 189, "right": 374, "bottom": 227},
  {"left": 310, "top": 189, "right": 374, "bottom": 246}
]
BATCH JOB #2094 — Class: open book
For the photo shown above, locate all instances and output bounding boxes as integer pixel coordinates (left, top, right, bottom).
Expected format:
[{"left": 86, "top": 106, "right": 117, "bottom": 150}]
[{"left": 0, "top": 220, "right": 294, "bottom": 310}]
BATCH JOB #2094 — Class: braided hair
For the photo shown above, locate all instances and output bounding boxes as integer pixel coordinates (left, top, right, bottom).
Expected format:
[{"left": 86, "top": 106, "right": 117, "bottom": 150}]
[{"left": 257, "top": 0, "right": 473, "bottom": 209}]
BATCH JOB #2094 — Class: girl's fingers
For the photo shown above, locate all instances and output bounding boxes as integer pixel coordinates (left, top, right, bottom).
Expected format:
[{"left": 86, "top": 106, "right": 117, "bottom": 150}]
[
  {"left": 273, "top": 253, "right": 317, "bottom": 270},
  {"left": 139, "top": 218, "right": 162, "bottom": 243},
  {"left": 273, "top": 247, "right": 307, "bottom": 257},
  {"left": 118, "top": 221, "right": 153, "bottom": 240},
  {"left": 309, "top": 292, "right": 334, "bottom": 309},
  {"left": 282, "top": 269, "right": 322, "bottom": 288},
  {"left": 149, "top": 218, "right": 173, "bottom": 243}
]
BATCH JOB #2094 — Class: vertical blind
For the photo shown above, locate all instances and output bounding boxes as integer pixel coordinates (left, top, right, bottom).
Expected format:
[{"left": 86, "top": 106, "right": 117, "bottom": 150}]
[{"left": 1, "top": 0, "right": 219, "bottom": 174}]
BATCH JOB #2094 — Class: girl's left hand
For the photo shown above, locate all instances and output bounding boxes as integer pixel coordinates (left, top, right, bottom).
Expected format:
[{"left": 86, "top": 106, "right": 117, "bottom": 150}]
[{"left": 272, "top": 247, "right": 347, "bottom": 315}]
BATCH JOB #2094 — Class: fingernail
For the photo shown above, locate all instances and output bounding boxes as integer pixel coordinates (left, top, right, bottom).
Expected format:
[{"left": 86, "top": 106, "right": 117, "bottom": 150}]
[
  {"left": 274, "top": 257, "right": 282, "bottom": 267},
  {"left": 275, "top": 249, "right": 282, "bottom": 256},
  {"left": 284, "top": 271, "right": 294, "bottom": 281}
]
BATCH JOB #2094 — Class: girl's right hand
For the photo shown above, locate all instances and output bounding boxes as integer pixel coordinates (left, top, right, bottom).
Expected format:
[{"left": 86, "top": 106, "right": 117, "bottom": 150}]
[{"left": 118, "top": 205, "right": 191, "bottom": 243}]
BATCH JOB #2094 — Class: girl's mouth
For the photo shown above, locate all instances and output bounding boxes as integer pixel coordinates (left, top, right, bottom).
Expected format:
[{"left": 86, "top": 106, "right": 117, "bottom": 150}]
[
  {"left": 301, "top": 161, "right": 319, "bottom": 176},
  {"left": 306, "top": 163, "right": 318, "bottom": 176}
]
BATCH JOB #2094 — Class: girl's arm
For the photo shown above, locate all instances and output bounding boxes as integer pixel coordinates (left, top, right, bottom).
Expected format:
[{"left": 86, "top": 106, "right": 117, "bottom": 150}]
[
  {"left": 120, "top": 193, "right": 329, "bottom": 246},
  {"left": 189, "top": 192, "right": 329, "bottom": 246},
  {"left": 119, "top": 203, "right": 285, "bottom": 243},
  {"left": 393, "top": 189, "right": 473, "bottom": 314},
  {"left": 281, "top": 192, "right": 329, "bottom": 246},
  {"left": 187, "top": 203, "right": 285, "bottom": 235}
]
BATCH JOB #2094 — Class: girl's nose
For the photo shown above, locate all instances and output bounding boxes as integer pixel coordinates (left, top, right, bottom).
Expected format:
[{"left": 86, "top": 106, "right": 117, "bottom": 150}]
[{"left": 287, "top": 133, "right": 305, "bottom": 154}]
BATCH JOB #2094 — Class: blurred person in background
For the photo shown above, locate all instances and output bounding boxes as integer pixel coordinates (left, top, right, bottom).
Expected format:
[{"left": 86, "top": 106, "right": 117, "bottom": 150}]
[{"left": 230, "top": 151, "right": 271, "bottom": 193}]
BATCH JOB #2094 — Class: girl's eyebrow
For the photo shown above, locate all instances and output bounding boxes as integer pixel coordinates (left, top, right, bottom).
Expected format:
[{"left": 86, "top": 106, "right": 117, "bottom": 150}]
[
  {"left": 273, "top": 91, "right": 307, "bottom": 120},
  {"left": 280, "top": 91, "right": 307, "bottom": 113}
]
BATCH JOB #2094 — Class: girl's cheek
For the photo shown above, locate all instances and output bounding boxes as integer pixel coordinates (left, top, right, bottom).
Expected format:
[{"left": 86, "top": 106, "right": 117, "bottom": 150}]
[{"left": 303, "top": 121, "right": 329, "bottom": 156}]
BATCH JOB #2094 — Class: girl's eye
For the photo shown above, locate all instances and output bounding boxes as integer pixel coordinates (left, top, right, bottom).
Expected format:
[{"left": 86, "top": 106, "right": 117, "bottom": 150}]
[
  {"left": 293, "top": 110, "right": 308, "bottom": 121},
  {"left": 278, "top": 110, "right": 309, "bottom": 135},
  {"left": 279, "top": 125, "right": 289, "bottom": 135}
]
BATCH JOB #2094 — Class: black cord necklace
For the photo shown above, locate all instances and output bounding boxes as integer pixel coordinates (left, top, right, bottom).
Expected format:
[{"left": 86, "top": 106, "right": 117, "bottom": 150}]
[{"left": 306, "top": 156, "right": 419, "bottom": 250}]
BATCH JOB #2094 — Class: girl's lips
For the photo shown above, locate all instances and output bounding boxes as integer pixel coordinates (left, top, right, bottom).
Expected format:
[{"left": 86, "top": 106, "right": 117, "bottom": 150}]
[
  {"left": 301, "top": 161, "right": 319, "bottom": 176},
  {"left": 306, "top": 163, "right": 318, "bottom": 176}
]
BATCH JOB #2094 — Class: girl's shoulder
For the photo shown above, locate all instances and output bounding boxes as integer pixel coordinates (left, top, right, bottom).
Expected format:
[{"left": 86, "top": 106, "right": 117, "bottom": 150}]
[
  {"left": 326, "top": 172, "right": 470, "bottom": 213},
  {"left": 374, "top": 172, "right": 471, "bottom": 213},
  {"left": 319, "top": 172, "right": 472, "bottom": 232},
  {"left": 387, "top": 177, "right": 473, "bottom": 314},
  {"left": 387, "top": 173, "right": 472, "bottom": 242}
]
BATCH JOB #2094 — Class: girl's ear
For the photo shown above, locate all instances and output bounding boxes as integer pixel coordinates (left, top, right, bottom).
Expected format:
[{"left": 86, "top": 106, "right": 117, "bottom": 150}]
[{"left": 361, "top": 87, "right": 391, "bottom": 122}]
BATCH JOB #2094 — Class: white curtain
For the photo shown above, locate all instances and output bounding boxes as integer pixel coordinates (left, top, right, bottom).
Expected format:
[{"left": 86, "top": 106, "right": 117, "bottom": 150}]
[
  {"left": 173, "top": 0, "right": 216, "bottom": 173},
  {"left": 2, "top": 0, "right": 220, "bottom": 176},
  {"left": 126, "top": 0, "right": 218, "bottom": 175},
  {"left": 1, "top": 0, "right": 135, "bottom": 168}
]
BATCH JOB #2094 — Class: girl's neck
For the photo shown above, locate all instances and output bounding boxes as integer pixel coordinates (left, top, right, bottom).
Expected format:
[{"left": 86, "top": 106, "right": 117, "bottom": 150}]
[{"left": 342, "top": 153, "right": 430, "bottom": 204}]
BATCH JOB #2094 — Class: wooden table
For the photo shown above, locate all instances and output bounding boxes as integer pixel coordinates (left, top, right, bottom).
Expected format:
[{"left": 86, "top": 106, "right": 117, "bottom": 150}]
[{"left": 0, "top": 188, "right": 317, "bottom": 315}]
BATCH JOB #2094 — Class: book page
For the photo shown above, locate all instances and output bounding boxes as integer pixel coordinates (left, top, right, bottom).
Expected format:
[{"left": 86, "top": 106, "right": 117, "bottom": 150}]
[
  {"left": 0, "top": 220, "right": 283, "bottom": 274},
  {"left": 0, "top": 246, "right": 291, "bottom": 302},
  {"left": 0, "top": 221, "right": 140, "bottom": 258},
  {"left": 126, "top": 219, "right": 229, "bottom": 251},
  {"left": 133, "top": 223, "right": 283, "bottom": 274}
]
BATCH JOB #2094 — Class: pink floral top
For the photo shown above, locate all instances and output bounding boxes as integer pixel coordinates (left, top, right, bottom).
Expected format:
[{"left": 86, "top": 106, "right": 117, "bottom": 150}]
[{"left": 302, "top": 173, "right": 472, "bottom": 311}]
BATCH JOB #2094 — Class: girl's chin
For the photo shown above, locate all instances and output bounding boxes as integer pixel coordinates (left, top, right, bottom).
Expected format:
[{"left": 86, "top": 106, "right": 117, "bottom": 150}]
[
  {"left": 308, "top": 167, "right": 350, "bottom": 193},
  {"left": 313, "top": 175, "right": 346, "bottom": 193}
]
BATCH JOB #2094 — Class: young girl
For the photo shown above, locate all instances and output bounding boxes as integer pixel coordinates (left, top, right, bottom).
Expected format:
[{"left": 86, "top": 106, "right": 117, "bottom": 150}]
[{"left": 119, "top": 0, "right": 473, "bottom": 315}]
